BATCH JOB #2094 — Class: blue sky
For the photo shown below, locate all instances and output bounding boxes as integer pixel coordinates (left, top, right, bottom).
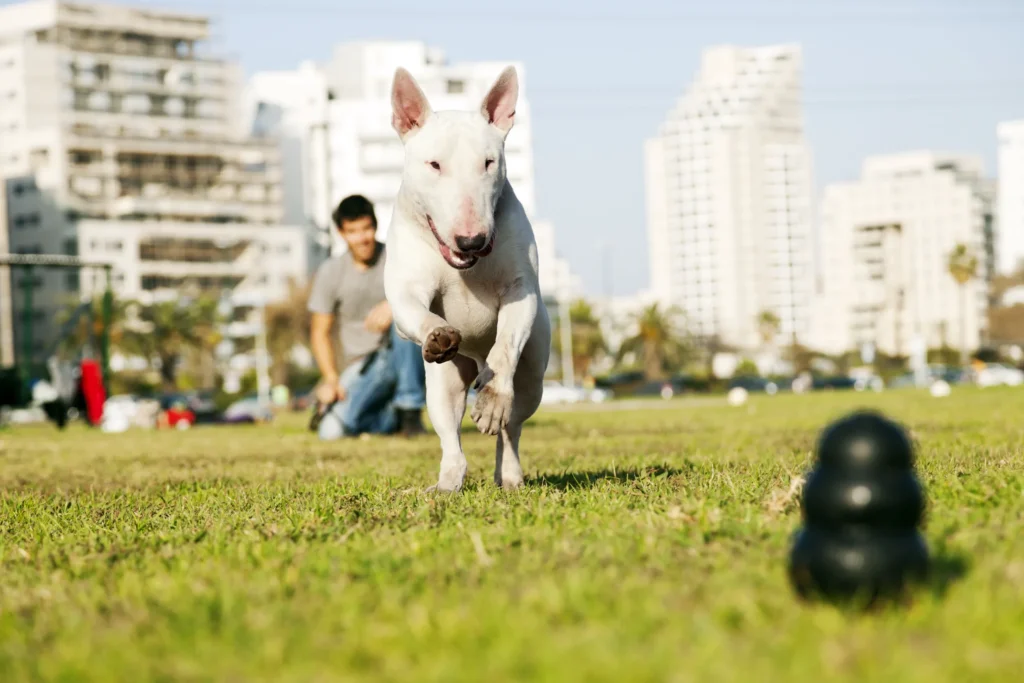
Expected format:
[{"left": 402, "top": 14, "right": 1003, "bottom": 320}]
[{"left": 11, "top": 0, "right": 1024, "bottom": 296}]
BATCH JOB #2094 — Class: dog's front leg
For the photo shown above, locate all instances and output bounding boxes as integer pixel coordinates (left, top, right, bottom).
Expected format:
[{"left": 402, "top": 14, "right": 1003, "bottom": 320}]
[
  {"left": 471, "top": 277, "right": 537, "bottom": 435},
  {"left": 388, "top": 283, "right": 463, "bottom": 364}
]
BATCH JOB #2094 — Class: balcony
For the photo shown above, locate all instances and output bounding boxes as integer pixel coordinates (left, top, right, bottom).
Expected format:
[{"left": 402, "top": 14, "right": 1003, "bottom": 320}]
[
  {"left": 110, "top": 195, "right": 278, "bottom": 223},
  {"left": 65, "top": 125, "right": 275, "bottom": 158}
]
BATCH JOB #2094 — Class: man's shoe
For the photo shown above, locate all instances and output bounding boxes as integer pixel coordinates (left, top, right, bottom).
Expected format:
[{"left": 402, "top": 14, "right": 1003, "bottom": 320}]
[{"left": 398, "top": 408, "right": 427, "bottom": 437}]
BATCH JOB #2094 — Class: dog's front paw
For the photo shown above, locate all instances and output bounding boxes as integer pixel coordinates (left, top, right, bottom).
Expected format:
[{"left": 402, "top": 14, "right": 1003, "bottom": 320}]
[
  {"left": 423, "top": 326, "right": 461, "bottom": 363},
  {"left": 471, "top": 381, "right": 514, "bottom": 435},
  {"left": 428, "top": 461, "right": 468, "bottom": 493}
]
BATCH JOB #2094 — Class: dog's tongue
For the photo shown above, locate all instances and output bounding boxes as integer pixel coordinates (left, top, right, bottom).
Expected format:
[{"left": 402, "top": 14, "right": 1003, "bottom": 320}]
[{"left": 439, "top": 244, "right": 476, "bottom": 269}]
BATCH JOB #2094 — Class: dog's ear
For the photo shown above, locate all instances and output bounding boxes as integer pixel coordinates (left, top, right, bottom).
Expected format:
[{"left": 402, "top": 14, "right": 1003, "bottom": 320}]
[
  {"left": 480, "top": 66, "right": 517, "bottom": 136},
  {"left": 391, "top": 67, "right": 432, "bottom": 139}
]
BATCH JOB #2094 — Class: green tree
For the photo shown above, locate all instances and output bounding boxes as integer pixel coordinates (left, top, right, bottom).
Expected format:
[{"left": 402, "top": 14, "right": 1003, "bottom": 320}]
[
  {"left": 263, "top": 280, "right": 313, "bottom": 386},
  {"left": 757, "top": 310, "right": 781, "bottom": 346},
  {"left": 54, "top": 294, "right": 132, "bottom": 358},
  {"left": 186, "top": 295, "right": 224, "bottom": 390},
  {"left": 551, "top": 299, "right": 608, "bottom": 380},
  {"left": 948, "top": 243, "right": 979, "bottom": 366},
  {"left": 119, "top": 296, "right": 223, "bottom": 391},
  {"left": 616, "top": 303, "right": 691, "bottom": 380}
]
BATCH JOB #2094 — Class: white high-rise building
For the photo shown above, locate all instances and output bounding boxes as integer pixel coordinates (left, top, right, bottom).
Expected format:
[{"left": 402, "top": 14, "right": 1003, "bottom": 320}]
[
  {"left": 0, "top": 0, "right": 307, "bottom": 362},
  {"left": 243, "top": 61, "right": 332, "bottom": 271},
  {"left": 246, "top": 40, "right": 580, "bottom": 298},
  {"left": 645, "top": 44, "right": 815, "bottom": 350},
  {"left": 0, "top": 179, "right": 12, "bottom": 365},
  {"left": 533, "top": 219, "right": 582, "bottom": 299},
  {"left": 813, "top": 152, "right": 996, "bottom": 357},
  {"left": 997, "top": 120, "right": 1024, "bottom": 275}
]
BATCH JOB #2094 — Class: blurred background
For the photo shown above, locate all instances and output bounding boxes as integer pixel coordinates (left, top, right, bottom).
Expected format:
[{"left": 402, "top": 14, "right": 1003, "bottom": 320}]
[{"left": 1, "top": 0, "right": 1023, "bottom": 429}]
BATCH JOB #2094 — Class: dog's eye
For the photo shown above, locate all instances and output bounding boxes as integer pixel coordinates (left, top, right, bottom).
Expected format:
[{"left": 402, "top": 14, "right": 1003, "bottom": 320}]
[
  {"left": 484, "top": 158, "right": 495, "bottom": 170},
  {"left": 428, "top": 161, "right": 441, "bottom": 171}
]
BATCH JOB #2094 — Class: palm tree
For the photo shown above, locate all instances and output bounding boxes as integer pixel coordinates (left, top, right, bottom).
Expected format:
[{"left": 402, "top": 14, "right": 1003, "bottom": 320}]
[
  {"left": 757, "top": 310, "right": 782, "bottom": 347},
  {"left": 616, "top": 303, "right": 691, "bottom": 380},
  {"left": 948, "top": 243, "right": 979, "bottom": 366},
  {"left": 551, "top": 299, "right": 608, "bottom": 381},
  {"left": 54, "top": 294, "right": 132, "bottom": 358},
  {"left": 119, "top": 298, "right": 221, "bottom": 391},
  {"left": 263, "top": 279, "right": 313, "bottom": 386},
  {"left": 186, "top": 294, "right": 224, "bottom": 389}
]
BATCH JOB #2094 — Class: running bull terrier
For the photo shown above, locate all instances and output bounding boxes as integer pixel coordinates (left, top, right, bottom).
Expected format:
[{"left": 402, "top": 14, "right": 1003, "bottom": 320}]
[{"left": 383, "top": 65, "right": 551, "bottom": 493}]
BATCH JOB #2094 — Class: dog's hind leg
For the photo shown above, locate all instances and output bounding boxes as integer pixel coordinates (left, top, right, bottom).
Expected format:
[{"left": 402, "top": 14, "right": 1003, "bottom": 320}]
[
  {"left": 494, "top": 324, "right": 548, "bottom": 490},
  {"left": 494, "top": 423, "right": 524, "bottom": 490},
  {"left": 426, "top": 355, "right": 477, "bottom": 493}
]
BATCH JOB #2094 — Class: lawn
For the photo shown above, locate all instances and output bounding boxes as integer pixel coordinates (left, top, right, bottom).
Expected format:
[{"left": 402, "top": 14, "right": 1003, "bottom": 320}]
[{"left": 1, "top": 388, "right": 1023, "bottom": 682}]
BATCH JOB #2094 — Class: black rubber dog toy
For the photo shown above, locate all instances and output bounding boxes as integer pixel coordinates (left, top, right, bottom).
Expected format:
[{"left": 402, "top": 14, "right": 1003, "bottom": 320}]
[{"left": 788, "top": 410, "right": 930, "bottom": 605}]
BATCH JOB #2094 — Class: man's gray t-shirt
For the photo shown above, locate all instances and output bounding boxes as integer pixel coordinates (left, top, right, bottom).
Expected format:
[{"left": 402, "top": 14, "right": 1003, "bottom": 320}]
[{"left": 307, "top": 242, "right": 389, "bottom": 371}]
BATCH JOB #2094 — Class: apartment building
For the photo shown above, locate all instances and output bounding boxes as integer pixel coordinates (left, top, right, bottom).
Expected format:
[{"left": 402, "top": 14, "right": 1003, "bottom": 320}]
[
  {"left": 0, "top": 177, "right": 12, "bottom": 365},
  {"left": 244, "top": 60, "right": 331, "bottom": 271},
  {"left": 645, "top": 44, "right": 815, "bottom": 350},
  {"left": 997, "top": 120, "right": 1024, "bottom": 275},
  {"left": 813, "top": 152, "right": 996, "bottom": 356},
  {"left": 0, "top": 0, "right": 306, "bottom": 362}
]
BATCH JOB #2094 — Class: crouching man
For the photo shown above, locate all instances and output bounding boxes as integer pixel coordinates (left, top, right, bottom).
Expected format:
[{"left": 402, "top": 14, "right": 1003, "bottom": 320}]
[{"left": 308, "top": 195, "right": 427, "bottom": 438}]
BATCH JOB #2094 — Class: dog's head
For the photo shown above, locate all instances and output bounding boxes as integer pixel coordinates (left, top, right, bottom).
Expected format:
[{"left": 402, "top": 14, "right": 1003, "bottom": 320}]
[{"left": 390, "top": 65, "right": 518, "bottom": 270}]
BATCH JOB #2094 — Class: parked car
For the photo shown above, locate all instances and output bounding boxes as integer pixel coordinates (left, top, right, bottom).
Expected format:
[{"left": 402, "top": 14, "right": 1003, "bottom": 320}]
[
  {"left": 728, "top": 375, "right": 780, "bottom": 395},
  {"left": 538, "top": 381, "right": 612, "bottom": 405},
  {"left": 811, "top": 375, "right": 858, "bottom": 391},
  {"left": 222, "top": 395, "right": 274, "bottom": 424},
  {"left": 631, "top": 375, "right": 710, "bottom": 400},
  {"left": 975, "top": 362, "right": 1024, "bottom": 388},
  {"left": 158, "top": 391, "right": 220, "bottom": 424}
]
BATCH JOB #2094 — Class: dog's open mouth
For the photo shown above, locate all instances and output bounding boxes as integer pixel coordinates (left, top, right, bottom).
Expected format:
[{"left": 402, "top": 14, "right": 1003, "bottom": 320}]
[{"left": 427, "top": 215, "right": 494, "bottom": 270}]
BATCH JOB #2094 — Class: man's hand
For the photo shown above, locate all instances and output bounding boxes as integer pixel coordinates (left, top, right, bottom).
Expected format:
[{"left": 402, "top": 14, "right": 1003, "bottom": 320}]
[
  {"left": 315, "top": 378, "right": 345, "bottom": 405},
  {"left": 364, "top": 300, "right": 393, "bottom": 334}
]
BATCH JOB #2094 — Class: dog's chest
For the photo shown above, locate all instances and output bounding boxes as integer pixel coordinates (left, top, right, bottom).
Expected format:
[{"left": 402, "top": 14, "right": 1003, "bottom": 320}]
[{"left": 431, "top": 279, "right": 501, "bottom": 353}]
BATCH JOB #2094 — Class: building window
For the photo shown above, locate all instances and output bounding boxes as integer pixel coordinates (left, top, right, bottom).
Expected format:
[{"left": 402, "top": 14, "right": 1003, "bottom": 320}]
[
  {"left": 446, "top": 79, "right": 465, "bottom": 94},
  {"left": 30, "top": 148, "right": 49, "bottom": 171},
  {"left": 86, "top": 90, "right": 110, "bottom": 111},
  {"left": 65, "top": 270, "right": 80, "bottom": 291},
  {"left": 13, "top": 213, "right": 40, "bottom": 229}
]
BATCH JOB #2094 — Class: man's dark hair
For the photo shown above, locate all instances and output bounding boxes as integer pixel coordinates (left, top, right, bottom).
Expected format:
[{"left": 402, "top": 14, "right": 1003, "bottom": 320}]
[{"left": 332, "top": 194, "right": 377, "bottom": 229}]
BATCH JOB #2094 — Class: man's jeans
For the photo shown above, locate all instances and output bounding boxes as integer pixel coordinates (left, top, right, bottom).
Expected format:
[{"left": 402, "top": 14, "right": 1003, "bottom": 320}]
[{"left": 317, "top": 325, "right": 426, "bottom": 440}]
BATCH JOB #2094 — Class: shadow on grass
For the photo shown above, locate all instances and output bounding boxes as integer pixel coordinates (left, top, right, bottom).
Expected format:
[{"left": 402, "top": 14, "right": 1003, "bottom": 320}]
[
  {"left": 529, "top": 465, "right": 685, "bottom": 490},
  {"left": 926, "top": 545, "right": 970, "bottom": 599}
]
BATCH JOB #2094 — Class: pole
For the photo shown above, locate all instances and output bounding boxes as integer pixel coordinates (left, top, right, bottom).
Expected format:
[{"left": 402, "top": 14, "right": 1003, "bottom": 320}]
[
  {"left": 0, "top": 173, "right": 12, "bottom": 367},
  {"left": 100, "top": 265, "right": 113, "bottom": 394},
  {"left": 20, "top": 265, "right": 33, "bottom": 403},
  {"left": 255, "top": 247, "right": 271, "bottom": 412},
  {"left": 558, "top": 290, "right": 574, "bottom": 388},
  {"left": 602, "top": 241, "right": 612, "bottom": 300},
  {"left": 255, "top": 302, "right": 271, "bottom": 413}
]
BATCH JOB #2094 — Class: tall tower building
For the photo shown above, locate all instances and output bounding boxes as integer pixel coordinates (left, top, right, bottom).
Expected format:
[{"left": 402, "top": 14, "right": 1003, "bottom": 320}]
[
  {"left": 645, "top": 44, "right": 814, "bottom": 349},
  {"left": 997, "top": 120, "right": 1024, "bottom": 275}
]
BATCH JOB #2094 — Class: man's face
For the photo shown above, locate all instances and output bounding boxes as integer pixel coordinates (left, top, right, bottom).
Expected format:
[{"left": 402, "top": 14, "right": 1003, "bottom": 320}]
[{"left": 338, "top": 216, "right": 377, "bottom": 263}]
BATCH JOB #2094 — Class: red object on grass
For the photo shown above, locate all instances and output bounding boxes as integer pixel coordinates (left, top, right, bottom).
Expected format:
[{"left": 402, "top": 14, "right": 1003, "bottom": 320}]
[
  {"left": 79, "top": 359, "right": 106, "bottom": 426},
  {"left": 164, "top": 404, "right": 196, "bottom": 429}
]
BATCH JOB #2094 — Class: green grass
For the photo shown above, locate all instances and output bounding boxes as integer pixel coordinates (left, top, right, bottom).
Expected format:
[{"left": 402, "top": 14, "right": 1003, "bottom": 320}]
[{"left": 2, "top": 388, "right": 1023, "bottom": 682}]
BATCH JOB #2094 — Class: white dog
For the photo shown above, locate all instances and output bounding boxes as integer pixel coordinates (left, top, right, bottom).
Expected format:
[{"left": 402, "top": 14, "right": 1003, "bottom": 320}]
[{"left": 383, "top": 65, "right": 551, "bottom": 493}]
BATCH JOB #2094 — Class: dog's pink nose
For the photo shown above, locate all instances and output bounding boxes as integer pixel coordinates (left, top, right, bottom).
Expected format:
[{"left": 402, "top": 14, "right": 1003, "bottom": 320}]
[{"left": 454, "top": 233, "right": 488, "bottom": 253}]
